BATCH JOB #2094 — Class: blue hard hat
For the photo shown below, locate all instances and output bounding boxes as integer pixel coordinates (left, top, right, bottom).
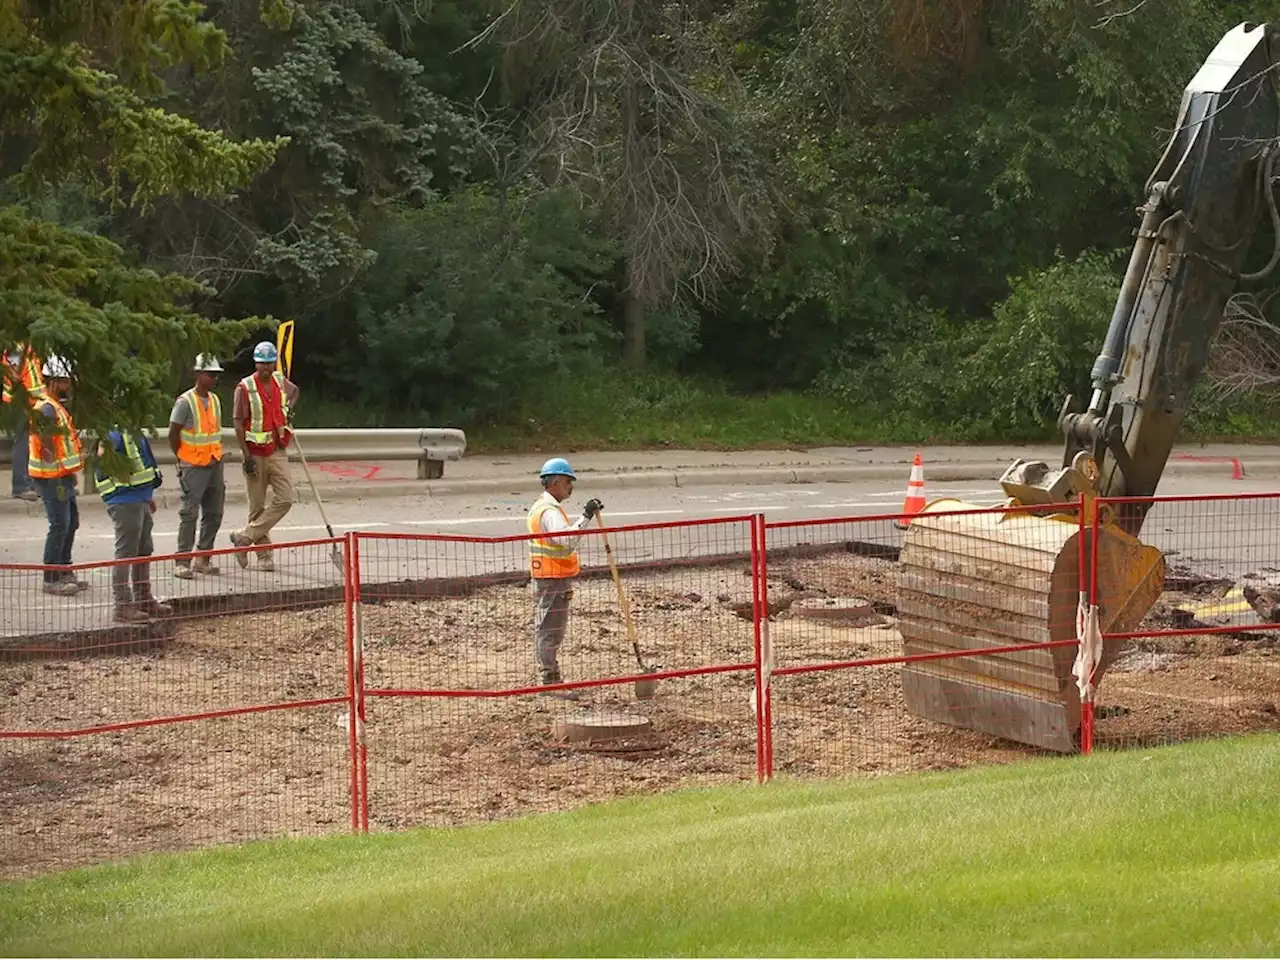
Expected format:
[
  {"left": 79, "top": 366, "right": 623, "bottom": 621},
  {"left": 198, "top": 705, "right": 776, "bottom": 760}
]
[
  {"left": 539, "top": 457, "right": 576, "bottom": 480},
  {"left": 253, "top": 341, "right": 279, "bottom": 363}
]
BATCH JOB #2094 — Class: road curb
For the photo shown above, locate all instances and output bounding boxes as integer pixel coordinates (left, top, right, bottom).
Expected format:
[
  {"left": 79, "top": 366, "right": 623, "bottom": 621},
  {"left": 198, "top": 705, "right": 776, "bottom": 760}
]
[{"left": 4, "top": 455, "right": 1278, "bottom": 516}]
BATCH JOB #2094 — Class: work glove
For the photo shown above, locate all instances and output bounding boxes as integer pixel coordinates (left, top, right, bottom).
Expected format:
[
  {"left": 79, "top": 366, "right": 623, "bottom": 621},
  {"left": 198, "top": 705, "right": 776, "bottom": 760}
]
[
  {"left": 582, "top": 498, "right": 604, "bottom": 521},
  {"left": 243, "top": 458, "right": 257, "bottom": 477}
]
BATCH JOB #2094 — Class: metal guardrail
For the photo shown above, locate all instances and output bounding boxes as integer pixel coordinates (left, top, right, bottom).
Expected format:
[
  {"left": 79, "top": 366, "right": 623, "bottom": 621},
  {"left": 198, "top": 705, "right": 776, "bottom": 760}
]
[{"left": 0, "top": 427, "right": 467, "bottom": 480}]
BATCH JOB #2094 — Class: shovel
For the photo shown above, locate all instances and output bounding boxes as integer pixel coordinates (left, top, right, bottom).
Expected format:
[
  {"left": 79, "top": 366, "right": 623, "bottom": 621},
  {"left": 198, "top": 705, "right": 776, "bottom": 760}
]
[
  {"left": 292, "top": 434, "right": 345, "bottom": 572},
  {"left": 595, "top": 512, "right": 658, "bottom": 699}
]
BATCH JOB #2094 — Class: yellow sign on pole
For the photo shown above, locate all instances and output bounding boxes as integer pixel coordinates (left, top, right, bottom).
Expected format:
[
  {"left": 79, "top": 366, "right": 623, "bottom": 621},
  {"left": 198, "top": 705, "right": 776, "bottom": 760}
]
[{"left": 275, "top": 320, "right": 295, "bottom": 378}]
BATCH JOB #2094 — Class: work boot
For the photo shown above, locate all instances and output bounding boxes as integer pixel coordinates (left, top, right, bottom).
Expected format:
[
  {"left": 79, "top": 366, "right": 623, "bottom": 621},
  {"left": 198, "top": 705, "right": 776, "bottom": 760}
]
[
  {"left": 229, "top": 533, "right": 251, "bottom": 569},
  {"left": 134, "top": 580, "right": 173, "bottom": 617},
  {"left": 174, "top": 562, "right": 195, "bottom": 580},
  {"left": 538, "top": 668, "right": 581, "bottom": 701},
  {"left": 13, "top": 489, "right": 38, "bottom": 502},
  {"left": 192, "top": 556, "right": 220, "bottom": 576},
  {"left": 114, "top": 602, "right": 151, "bottom": 624},
  {"left": 43, "top": 581, "right": 80, "bottom": 597},
  {"left": 136, "top": 595, "right": 173, "bottom": 618},
  {"left": 257, "top": 555, "right": 275, "bottom": 573},
  {"left": 60, "top": 573, "right": 89, "bottom": 592}
]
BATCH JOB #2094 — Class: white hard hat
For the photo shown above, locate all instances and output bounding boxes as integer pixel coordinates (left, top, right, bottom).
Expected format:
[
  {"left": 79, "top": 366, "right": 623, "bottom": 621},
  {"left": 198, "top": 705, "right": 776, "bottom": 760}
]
[
  {"left": 194, "top": 353, "right": 224, "bottom": 372},
  {"left": 41, "top": 355, "right": 73, "bottom": 379}
]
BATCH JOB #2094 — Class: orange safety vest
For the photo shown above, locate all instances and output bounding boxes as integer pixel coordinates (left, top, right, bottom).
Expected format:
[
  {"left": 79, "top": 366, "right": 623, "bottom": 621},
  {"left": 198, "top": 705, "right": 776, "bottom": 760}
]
[
  {"left": 2, "top": 346, "right": 47, "bottom": 405},
  {"left": 527, "top": 498, "right": 581, "bottom": 579},
  {"left": 178, "top": 388, "right": 223, "bottom": 466},
  {"left": 27, "top": 397, "right": 84, "bottom": 480}
]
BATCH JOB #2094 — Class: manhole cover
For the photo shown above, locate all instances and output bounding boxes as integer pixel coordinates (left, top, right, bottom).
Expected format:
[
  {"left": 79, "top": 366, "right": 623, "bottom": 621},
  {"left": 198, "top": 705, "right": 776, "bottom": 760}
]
[
  {"left": 551, "top": 710, "right": 653, "bottom": 744},
  {"left": 791, "top": 597, "right": 882, "bottom": 625}
]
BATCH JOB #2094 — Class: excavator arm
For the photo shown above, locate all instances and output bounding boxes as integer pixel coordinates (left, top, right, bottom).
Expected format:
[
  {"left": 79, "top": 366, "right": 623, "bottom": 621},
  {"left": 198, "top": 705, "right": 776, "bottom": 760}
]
[
  {"left": 895, "top": 23, "right": 1280, "bottom": 752},
  {"left": 1004, "top": 22, "right": 1280, "bottom": 531}
]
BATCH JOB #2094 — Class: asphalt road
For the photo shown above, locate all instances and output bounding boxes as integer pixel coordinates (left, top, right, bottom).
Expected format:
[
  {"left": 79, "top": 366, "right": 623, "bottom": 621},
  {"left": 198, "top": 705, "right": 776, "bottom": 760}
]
[
  {"left": 2, "top": 470, "right": 1277, "bottom": 639},
  {"left": 4, "top": 471, "right": 1273, "bottom": 560}
]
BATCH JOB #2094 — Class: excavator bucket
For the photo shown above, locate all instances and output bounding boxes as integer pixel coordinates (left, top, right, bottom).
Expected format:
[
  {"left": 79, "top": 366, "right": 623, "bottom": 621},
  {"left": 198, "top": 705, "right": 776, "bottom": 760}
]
[{"left": 897, "top": 499, "right": 1165, "bottom": 752}]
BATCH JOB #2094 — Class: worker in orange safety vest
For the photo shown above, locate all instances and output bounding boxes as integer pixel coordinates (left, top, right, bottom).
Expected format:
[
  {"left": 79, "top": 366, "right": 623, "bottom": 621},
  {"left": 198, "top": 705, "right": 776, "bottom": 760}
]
[
  {"left": 168, "top": 354, "right": 227, "bottom": 579},
  {"left": 28, "top": 355, "right": 87, "bottom": 596},
  {"left": 3, "top": 343, "right": 47, "bottom": 502},
  {"left": 526, "top": 457, "right": 602, "bottom": 699}
]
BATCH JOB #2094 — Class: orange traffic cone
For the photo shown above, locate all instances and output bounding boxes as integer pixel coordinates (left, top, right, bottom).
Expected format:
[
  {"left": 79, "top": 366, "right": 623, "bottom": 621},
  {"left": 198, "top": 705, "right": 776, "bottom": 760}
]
[{"left": 895, "top": 452, "right": 927, "bottom": 529}]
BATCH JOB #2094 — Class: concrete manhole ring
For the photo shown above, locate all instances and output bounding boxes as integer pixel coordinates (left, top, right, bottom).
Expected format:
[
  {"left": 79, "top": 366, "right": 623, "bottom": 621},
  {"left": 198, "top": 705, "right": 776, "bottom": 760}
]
[
  {"left": 551, "top": 710, "right": 654, "bottom": 744},
  {"left": 791, "top": 596, "right": 883, "bottom": 625}
]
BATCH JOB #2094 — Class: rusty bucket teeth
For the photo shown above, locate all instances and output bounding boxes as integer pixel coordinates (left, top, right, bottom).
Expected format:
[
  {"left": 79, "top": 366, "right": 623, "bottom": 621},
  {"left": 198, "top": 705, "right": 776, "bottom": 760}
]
[{"left": 897, "top": 500, "right": 1164, "bottom": 753}]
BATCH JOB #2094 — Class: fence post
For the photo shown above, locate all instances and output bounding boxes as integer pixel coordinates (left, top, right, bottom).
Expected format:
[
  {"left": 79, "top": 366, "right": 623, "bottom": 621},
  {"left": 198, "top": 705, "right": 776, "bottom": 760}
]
[
  {"left": 1083, "top": 495, "right": 1101, "bottom": 755},
  {"left": 343, "top": 532, "right": 361, "bottom": 831},
  {"left": 351, "top": 532, "right": 370, "bottom": 831},
  {"left": 751, "top": 513, "right": 773, "bottom": 782}
]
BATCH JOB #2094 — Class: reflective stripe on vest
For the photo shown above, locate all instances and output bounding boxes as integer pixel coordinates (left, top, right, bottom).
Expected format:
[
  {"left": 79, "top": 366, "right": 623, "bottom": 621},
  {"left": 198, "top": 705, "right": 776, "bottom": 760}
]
[
  {"left": 179, "top": 388, "right": 223, "bottom": 465},
  {"left": 241, "top": 373, "right": 291, "bottom": 446},
  {"left": 2, "top": 351, "right": 47, "bottom": 405},
  {"left": 527, "top": 500, "right": 581, "bottom": 579},
  {"left": 27, "top": 398, "right": 83, "bottom": 479},
  {"left": 95, "top": 433, "right": 157, "bottom": 496}
]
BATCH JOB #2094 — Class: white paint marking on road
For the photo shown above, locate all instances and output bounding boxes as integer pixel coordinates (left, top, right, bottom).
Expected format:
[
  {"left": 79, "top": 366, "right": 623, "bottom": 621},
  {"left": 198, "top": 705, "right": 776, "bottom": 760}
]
[
  {"left": 863, "top": 488, "right": 1001, "bottom": 498},
  {"left": 685, "top": 490, "right": 823, "bottom": 503},
  {"left": 606, "top": 509, "right": 687, "bottom": 518},
  {"left": 402, "top": 517, "right": 514, "bottom": 526}
]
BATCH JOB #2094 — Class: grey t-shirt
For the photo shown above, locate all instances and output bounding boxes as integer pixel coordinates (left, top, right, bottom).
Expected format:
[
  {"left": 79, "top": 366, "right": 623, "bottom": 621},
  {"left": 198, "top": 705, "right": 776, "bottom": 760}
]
[{"left": 169, "top": 395, "right": 195, "bottom": 429}]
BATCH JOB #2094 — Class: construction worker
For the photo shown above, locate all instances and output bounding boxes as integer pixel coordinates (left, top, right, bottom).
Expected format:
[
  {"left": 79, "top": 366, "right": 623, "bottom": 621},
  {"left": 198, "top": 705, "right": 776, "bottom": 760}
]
[
  {"left": 168, "top": 354, "right": 226, "bottom": 579},
  {"left": 3, "top": 343, "right": 47, "bottom": 502},
  {"left": 95, "top": 428, "right": 172, "bottom": 623},
  {"left": 229, "top": 341, "right": 299, "bottom": 571},
  {"left": 28, "top": 356, "right": 86, "bottom": 597},
  {"left": 527, "top": 457, "right": 603, "bottom": 699}
]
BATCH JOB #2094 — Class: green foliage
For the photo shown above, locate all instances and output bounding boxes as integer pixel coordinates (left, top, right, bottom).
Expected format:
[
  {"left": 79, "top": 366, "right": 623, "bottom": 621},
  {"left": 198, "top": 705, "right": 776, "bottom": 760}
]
[
  {"left": 0, "top": 0, "right": 279, "bottom": 436},
  {"left": 0, "top": 206, "right": 265, "bottom": 432},
  {"left": 339, "top": 187, "right": 615, "bottom": 421},
  {"left": 957, "top": 251, "right": 1122, "bottom": 434},
  {"left": 818, "top": 251, "right": 1122, "bottom": 441},
  {"left": 714, "top": 0, "right": 1244, "bottom": 396},
  {"left": 236, "top": 0, "right": 475, "bottom": 289},
  {"left": 0, "top": 2, "right": 282, "bottom": 205},
  {"left": 8, "top": 0, "right": 1280, "bottom": 447}
]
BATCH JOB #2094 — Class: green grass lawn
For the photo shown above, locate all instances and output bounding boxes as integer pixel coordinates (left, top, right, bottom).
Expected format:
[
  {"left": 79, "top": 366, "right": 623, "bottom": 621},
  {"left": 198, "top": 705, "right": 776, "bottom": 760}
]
[{"left": 2, "top": 735, "right": 1278, "bottom": 957}]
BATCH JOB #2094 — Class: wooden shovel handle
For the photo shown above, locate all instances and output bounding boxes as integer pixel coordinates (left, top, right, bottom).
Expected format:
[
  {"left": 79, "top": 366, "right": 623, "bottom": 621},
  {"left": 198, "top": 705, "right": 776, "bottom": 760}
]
[{"left": 596, "top": 512, "right": 643, "bottom": 659}]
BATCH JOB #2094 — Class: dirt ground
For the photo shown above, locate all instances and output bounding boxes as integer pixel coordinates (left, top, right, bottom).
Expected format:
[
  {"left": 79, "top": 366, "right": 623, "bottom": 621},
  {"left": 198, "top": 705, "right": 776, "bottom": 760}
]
[{"left": 3, "top": 552, "right": 1279, "bottom": 879}]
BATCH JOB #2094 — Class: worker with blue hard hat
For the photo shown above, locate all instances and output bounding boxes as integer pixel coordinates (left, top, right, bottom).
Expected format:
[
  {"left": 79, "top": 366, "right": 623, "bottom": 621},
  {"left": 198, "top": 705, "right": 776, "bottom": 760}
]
[
  {"left": 229, "top": 339, "right": 300, "bottom": 573},
  {"left": 526, "top": 456, "right": 603, "bottom": 699}
]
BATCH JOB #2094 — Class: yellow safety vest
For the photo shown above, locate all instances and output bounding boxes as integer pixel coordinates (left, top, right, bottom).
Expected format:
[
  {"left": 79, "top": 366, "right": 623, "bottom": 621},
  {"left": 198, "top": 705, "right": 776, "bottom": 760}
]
[
  {"left": 27, "top": 398, "right": 84, "bottom": 480},
  {"left": 240, "top": 373, "right": 292, "bottom": 446},
  {"left": 527, "top": 498, "right": 581, "bottom": 579},
  {"left": 95, "top": 433, "right": 157, "bottom": 496},
  {"left": 178, "top": 388, "right": 223, "bottom": 465}
]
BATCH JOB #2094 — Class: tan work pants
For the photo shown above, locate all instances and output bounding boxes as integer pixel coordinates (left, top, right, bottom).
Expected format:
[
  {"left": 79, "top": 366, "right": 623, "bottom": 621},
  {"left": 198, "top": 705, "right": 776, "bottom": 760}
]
[{"left": 239, "top": 449, "right": 294, "bottom": 555}]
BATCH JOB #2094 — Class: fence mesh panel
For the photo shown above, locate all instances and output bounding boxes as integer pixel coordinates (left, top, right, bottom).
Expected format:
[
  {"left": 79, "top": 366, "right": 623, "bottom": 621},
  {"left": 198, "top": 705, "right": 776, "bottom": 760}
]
[
  {"left": 1093, "top": 495, "right": 1280, "bottom": 750},
  {"left": 3, "top": 493, "right": 1278, "bottom": 879},
  {"left": 355, "top": 519, "right": 759, "bottom": 831},
  {"left": 764, "top": 506, "right": 1087, "bottom": 776},
  {"left": 0, "top": 539, "right": 355, "bottom": 879}
]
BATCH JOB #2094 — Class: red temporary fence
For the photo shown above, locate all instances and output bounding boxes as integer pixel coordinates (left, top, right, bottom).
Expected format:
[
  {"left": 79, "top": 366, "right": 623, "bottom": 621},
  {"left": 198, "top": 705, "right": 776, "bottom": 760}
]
[
  {"left": 2, "top": 494, "right": 1278, "bottom": 877},
  {"left": 0, "top": 536, "right": 356, "bottom": 877},
  {"left": 350, "top": 517, "right": 761, "bottom": 833}
]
